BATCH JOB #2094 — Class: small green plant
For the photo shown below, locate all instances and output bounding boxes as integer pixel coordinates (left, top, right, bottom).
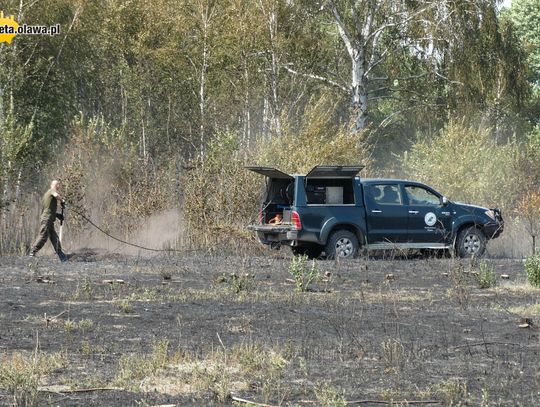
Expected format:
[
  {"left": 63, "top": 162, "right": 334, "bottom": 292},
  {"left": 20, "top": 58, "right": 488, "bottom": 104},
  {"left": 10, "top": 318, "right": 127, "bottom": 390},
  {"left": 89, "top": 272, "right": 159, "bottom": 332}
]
[
  {"left": 447, "top": 263, "right": 471, "bottom": 309},
  {"left": 381, "top": 338, "right": 406, "bottom": 373},
  {"left": 158, "top": 267, "right": 173, "bottom": 280},
  {"left": 230, "top": 273, "right": 255, "bottom": 294},
  {"left": 78, "top": 319, "right": 95, "bottom": 333},
  {"left": 477, "top": 261, "right": 497, "bottom": 289},
  {"left": 114, "top": 339, "right": 170, "bottom": 389},
  {"left": 314, "top": 382, "right": 347, "bottom": 407},
  {"left": 0, "top": 353, "right": 41, "bottom": 406},
  {"left": 128, "top": 288, "right": 159, "bottom": 301},
  {"left": 435, "top": 378, "right": 468, "bottom": 406},
  {"left": 72, "top": 278, "right": 94, "bottom": 300},
  {"left": 289, "top": 255, "right": 320, "bottom": 292},
  {"left": 80, "top": 341, "right": 92, "bottom": 358},
  {"left": 525, "top": 253, "right": 540, "bottom": 287},
  {"left": 116, "top": 298, "right": 133, "bottom": 314},
  {"left": 0, "top": 351, "right": 66, "bottom": 406},
  {"left": 82, "top": 278, "right": 94, "bottom": 299},
  {"left": 64, "top": 319, "right": 76, "bottom": 334}
]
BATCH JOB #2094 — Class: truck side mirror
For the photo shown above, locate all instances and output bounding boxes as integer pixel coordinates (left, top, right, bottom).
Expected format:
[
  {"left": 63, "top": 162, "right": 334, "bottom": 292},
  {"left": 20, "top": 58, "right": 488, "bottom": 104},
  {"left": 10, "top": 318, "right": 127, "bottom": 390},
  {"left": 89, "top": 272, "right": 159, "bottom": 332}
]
[{"left": 441, "top": 196, "right": 448, "bottom": 206}]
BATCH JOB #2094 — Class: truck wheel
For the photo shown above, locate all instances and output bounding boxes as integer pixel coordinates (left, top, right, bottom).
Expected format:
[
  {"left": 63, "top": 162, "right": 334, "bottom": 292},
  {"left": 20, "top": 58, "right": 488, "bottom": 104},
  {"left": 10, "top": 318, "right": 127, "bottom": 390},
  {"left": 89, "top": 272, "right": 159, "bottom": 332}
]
[
  {"left": 326, "top": 230, "right": 359, "bottom": 259},
  {"left": 456, "top": 226, "right": 486, "bottom": 258},
  {"left": 291, "top": 245, "right": 323, "bottom": 259}
]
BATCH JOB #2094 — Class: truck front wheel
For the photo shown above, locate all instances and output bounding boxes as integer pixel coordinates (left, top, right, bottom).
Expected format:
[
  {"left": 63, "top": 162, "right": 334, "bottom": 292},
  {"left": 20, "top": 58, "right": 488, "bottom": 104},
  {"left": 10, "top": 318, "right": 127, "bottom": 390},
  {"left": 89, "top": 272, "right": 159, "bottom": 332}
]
[
  {"left": 456, "top": 226, "right": 486, "bottom": 258},
  {"left": 326, "top": 230, "right": 359, "bottom": 259}
]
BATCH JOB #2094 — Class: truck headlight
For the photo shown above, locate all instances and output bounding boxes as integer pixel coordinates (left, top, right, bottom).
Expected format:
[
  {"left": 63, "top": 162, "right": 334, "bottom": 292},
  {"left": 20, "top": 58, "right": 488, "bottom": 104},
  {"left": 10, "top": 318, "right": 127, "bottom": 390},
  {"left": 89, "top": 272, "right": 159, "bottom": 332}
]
[{"left": 485, "top": 210, "right": 496, "bottom": 220}]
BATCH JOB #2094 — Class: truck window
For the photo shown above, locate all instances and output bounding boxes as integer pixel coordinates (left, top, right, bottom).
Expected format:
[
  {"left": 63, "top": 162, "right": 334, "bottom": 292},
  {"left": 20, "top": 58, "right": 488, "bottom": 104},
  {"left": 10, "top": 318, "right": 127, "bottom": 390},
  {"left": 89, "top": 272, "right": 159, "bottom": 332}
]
[
  {"left": 405, "top": 185, "right": 439, "bottom": 206},
  {"left": 367, "top": 184, "right": 403, "bottom": 205},
  {"left": 306, "top": 178, "right": 354, "bottom": 205}
]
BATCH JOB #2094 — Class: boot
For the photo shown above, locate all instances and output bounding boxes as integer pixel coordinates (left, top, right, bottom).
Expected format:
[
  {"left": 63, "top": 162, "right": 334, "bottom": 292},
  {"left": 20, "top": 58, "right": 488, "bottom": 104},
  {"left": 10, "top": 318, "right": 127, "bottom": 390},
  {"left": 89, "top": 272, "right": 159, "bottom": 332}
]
[{"left": 58, "top": 252, "right": 68, "bottom": 262}]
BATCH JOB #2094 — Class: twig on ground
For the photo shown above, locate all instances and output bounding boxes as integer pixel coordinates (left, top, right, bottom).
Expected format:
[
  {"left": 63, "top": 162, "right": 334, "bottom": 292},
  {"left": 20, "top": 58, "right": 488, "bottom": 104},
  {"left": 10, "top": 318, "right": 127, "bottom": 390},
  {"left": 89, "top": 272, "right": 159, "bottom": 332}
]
[
  {"left": 231, "top": 395, "right": 279, "bottom": 407},
  {"left": 44, "top": 310, "right": 69, "bottom": 327},
  {"left": 38, "top": 387, "right": 121, "bottom": 394},
  {"left": 298, "top": 400, "right": 440, "bottom": 405},
  {"left": 450, "top": 341, "right": 521, "bottom": 350}
]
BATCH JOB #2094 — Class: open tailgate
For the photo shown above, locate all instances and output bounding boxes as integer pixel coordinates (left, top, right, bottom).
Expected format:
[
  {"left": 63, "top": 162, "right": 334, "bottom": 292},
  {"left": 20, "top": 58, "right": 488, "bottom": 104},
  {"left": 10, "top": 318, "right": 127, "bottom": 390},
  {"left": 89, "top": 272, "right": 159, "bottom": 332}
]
[
  {"left": 305, "top": 165, "right": 364, "bottom": 179},
  {"left": 245, "top": 166, "right": 293, "bottom": 180}
]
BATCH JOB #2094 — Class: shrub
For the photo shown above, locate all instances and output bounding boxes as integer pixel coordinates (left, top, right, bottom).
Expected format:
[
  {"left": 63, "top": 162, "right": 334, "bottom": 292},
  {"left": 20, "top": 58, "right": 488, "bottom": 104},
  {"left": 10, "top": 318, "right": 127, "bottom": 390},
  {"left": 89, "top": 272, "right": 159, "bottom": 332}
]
[
  {"left": 254, "top": 95, "right": 371, "bottom": 174},
  {"left": 518, "top": 188, "right": 540, "bottom": 255},
  {"left": 525, "top": 253, "right": 540, "bottom": 288},
  {"left": 402, "top": 119, "right": 522, "bottom": 212},
  {"left": 182, "top": 131, "right": 262, "bottom": 248},
  {"left": 477, "top": 261, "right": 497, "bottom": 289},
  {"left": 288, "top": 255, "right": 320, "bottom": 292}
]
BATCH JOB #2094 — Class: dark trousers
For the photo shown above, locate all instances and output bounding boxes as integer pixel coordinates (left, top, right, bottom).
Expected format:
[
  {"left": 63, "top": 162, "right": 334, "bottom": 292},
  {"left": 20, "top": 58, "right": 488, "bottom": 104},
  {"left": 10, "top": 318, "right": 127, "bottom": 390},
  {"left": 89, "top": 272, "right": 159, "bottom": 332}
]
[{"left": 31, "top": 219, "right": 63, "bottom": 255}]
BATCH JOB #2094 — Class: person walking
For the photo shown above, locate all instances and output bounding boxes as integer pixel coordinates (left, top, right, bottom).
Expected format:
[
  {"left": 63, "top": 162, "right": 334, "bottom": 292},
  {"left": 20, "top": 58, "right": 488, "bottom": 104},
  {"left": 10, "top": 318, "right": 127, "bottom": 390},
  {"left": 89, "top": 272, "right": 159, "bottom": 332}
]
[{"left": 29, "top": 180, "right": 68, "bottom": 261}]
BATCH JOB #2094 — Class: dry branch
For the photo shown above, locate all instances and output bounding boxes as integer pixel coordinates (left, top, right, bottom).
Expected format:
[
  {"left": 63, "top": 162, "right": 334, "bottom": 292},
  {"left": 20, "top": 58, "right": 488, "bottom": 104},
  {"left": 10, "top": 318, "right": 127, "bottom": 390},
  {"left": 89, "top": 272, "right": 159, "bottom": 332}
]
[
  {"left": 299, "top": 399, "right": 440, "bottom": 405},
  {"left": 231, "top": 395, "right": 279, "bottom": 407},
  {"left": 450, "top": 341, "right": 522, "bottom": 350},
  {"left": 39, "top": 386, "right": 121, "bottom": 394}
]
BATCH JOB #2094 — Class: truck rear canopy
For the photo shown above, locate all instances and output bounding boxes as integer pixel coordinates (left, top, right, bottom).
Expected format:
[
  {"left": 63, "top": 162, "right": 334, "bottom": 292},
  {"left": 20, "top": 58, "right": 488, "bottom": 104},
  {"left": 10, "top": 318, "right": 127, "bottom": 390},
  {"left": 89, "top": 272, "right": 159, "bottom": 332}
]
[
  {"left": 245, "top": 166, "right": 293, "bottom": 180},
  {"left": 305, "top": 165, "right": 364, "bottom": 179}
]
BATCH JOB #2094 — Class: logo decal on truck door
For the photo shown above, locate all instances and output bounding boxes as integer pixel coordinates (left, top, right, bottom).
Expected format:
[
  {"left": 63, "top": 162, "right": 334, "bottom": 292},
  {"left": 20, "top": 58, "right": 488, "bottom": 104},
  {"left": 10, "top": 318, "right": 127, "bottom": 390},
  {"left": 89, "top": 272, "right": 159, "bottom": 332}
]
[{"left": 424, "top": 212, "right": 437, "bottom": 227}]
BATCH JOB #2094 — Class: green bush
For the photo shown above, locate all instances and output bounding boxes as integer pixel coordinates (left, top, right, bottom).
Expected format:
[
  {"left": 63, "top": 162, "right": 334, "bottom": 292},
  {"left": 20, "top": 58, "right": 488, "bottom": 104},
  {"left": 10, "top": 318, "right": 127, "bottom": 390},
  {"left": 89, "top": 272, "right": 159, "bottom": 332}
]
[
  {"left": 477, "top": 261, "right": 497, "bottom": 289},
  {"left": 288, "top": 255, "right": 320, "bottom": 292},
  {"left": 525, "top": 253, "right": 540, "bottom": 288},
  {"left": 402, "top": 120, "right": 522, "bottom": 212},
  {"left": 182, "top": 131, "right": 262, "bottom": 248},
  {"left": 254, "top": 95, "right": 371, "bottom": 174}
]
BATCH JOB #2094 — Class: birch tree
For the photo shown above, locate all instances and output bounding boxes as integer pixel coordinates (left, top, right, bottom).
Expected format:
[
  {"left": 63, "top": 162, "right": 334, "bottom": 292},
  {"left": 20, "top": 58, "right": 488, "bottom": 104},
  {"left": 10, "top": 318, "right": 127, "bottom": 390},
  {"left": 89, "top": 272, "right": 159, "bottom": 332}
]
[{"left": 280, "top": 1, "right": 437, "bottom": 132}]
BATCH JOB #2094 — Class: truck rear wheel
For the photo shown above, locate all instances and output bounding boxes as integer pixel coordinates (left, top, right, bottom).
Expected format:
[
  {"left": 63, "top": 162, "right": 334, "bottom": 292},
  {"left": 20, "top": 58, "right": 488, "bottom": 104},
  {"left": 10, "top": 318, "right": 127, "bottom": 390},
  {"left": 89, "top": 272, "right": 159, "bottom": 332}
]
[
  {"left": 326, "top": 230, "right": 359, "bottom": 259},
  {"left": 456, "top": 226, "right": 486, "bottom": 258}
]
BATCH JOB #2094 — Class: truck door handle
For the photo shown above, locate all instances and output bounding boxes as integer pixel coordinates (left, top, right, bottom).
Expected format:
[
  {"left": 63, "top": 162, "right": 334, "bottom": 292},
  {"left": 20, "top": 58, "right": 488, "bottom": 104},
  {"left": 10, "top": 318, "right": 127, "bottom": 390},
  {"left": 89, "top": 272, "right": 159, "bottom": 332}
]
[
  {"left": 408, "top": 210, "right": 419, "bottom": 214},
  {"left": 371, "top": 209, "right": 382, "bottom": 213}
]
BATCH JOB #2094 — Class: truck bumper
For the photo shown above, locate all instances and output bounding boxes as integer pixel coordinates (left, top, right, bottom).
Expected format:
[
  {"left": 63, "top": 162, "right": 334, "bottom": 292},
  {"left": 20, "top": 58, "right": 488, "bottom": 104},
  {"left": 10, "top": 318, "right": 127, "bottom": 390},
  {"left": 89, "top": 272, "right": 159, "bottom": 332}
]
[
  {"left": 248, "top": 225, "right": 297, "bottom": 245},
  {"left": 482, "top": 221, "right": 504, "bottom": 239}
]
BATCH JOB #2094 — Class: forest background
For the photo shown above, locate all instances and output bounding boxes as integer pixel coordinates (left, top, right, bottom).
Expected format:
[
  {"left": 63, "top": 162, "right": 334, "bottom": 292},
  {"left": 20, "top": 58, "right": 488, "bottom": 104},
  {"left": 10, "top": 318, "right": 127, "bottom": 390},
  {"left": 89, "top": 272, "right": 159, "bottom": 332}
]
[{"left": 0, "top": 0, "right": 539, "bottom": 257}]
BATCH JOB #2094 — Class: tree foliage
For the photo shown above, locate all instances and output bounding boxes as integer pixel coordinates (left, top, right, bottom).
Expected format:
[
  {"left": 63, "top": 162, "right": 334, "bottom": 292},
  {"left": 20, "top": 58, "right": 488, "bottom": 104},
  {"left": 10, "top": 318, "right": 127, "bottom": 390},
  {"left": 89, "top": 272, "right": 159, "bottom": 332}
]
[
  {"left": 0, "top": 0, "right": 538, "bottom": 253},
  {"left": 402, "top": 120, "right": 522, "bottom": 211},
  {"left": 507, "top": 0, "right": 540, "bottom": 85}
]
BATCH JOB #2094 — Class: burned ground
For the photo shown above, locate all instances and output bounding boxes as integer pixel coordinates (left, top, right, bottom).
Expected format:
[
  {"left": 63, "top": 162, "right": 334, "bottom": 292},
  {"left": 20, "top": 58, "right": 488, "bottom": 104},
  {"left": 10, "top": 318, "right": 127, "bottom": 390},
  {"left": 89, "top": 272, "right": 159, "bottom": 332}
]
[{"left": 0, "top": 250, "right": 538, "bottom": 406}]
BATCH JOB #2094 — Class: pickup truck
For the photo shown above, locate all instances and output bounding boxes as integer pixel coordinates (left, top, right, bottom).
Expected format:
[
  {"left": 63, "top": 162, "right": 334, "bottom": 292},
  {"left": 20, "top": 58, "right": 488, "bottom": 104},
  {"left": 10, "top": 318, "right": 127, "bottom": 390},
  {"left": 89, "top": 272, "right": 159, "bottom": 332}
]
[{"left": 246, "top": 165, "right": 503, "bottom": 259}]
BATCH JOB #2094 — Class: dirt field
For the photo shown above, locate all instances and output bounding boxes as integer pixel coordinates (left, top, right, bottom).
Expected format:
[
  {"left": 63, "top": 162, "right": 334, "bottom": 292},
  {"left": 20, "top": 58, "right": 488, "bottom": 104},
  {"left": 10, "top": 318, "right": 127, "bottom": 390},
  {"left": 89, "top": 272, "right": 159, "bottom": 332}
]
[{"left": 0, "top": 250, "right": 538, "bottom": 406}]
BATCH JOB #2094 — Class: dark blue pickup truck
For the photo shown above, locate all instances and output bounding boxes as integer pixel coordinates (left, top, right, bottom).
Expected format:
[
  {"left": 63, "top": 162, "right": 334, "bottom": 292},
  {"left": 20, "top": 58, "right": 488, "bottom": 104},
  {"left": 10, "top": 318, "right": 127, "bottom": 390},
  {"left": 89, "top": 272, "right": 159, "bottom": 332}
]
[{"left": 247, "top": 165, "right": 503, "bottom": 258}]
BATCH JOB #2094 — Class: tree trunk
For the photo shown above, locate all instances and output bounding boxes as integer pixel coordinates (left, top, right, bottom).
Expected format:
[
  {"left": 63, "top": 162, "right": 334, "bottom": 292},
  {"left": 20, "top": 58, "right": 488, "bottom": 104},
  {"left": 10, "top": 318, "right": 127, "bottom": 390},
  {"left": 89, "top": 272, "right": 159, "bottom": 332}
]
[
  {"left": 328, "top": 1, "right": 371, "bottom": 133},
  {"left": 351, "top": 48, "right": 369, "bottom": 131},
  {"left": 260, "top": 0, "right": 281, "bottom": 136},
  {"left": 242, "top": 56, "right": 251, "bottom": 147},
  {"left": 199, "top": 40, "right": 207, "bottom": 156}
]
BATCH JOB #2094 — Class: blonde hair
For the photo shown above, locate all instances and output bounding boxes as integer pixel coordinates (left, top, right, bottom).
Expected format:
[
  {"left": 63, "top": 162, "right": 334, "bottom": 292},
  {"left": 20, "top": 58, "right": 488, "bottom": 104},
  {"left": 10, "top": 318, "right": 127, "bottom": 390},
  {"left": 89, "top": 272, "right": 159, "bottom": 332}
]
[{"left": 50, "top": 180, "right": 62, "bottom": 189}]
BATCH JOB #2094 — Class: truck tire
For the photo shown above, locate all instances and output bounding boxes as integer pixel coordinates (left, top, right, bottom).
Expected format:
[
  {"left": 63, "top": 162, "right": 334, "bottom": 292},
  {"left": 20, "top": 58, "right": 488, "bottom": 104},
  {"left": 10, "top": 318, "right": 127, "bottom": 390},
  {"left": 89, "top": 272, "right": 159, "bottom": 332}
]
[
  {"left": 326, "top": 230, "right": 359, "bottom": 259},
  {"left": 456, "top": 226, "right": 486, "bottom": 258},
  {"left": 291, "top": 245, "right": 323, "bottom": 259}
]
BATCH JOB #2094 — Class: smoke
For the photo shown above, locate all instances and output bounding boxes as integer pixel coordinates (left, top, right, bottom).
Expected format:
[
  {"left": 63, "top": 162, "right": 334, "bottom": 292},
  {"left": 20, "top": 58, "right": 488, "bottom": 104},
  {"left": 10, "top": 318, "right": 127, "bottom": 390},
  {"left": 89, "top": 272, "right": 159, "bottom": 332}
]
[
  {"left": 489, "top": 220, "right": 534, "bottom": 259},
  {"left": 59, "top": 208, "right": 184, "bottom": 257}
]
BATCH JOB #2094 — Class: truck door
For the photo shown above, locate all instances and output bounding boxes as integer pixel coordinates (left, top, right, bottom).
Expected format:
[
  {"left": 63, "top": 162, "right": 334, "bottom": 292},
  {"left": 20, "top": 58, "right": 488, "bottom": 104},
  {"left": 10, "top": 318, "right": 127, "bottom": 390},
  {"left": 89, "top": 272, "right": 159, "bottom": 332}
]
[
  {"left": 404, "top": 184, "right": 452, "bottom": 243},
  {"left": 364, "top": 183, "right": 409, "bottom": 243}
]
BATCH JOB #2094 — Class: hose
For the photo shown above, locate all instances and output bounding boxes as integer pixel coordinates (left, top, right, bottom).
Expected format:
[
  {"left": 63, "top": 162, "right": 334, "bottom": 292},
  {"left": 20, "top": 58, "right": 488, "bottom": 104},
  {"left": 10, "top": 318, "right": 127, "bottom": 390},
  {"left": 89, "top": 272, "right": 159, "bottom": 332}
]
[{"left": 67, "top": 206, "right": 183, "bottom": 253}]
